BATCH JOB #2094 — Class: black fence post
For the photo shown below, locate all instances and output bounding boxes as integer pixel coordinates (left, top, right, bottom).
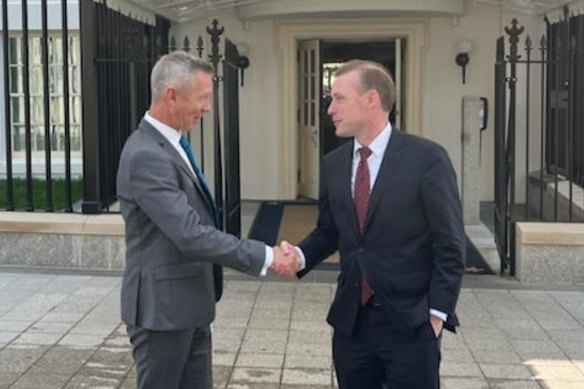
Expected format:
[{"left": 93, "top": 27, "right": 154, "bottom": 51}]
[
  {"left": 207, "top": 19, "right": 224, "bottom": 230},
  {"left": 80, "top": 0, "right": 101, "bottom": 213},
  {"left": 505, "top": 19, "right": 523, "bottom": 276},
  {"left": 2, "top": 0, "right": 14, "bottom": 210},
  {"left": 196, "top": 35, "right": 205, "bottom": 173},
  {"left": 62, "top": 0, "right": 73, "bottom": 212},
  {"left": 41, "top": 0, "right": 53, "bottom": 211},
  {"left": 223, "top": 39, "right": 241, "bottom": 238},
  {"left": 494, "top": 36, "right": 507, "bottom": 274},
  {"left": 22, "top": 0, "right": 33, "bottom": 211}
]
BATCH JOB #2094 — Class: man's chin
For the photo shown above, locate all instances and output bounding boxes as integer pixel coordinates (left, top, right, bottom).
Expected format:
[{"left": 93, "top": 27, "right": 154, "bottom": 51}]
[{"left": 335, "top": 128, "right": 352, "bottom": 138}]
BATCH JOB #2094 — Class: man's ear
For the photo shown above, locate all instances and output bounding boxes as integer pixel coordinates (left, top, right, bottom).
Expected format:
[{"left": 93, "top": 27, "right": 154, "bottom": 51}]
[
  {"left": 365, "top": 89, "right": 380, "bottom": 110},
  {"left": 165, "top": 86, "right": 178, "bottom": 107}
]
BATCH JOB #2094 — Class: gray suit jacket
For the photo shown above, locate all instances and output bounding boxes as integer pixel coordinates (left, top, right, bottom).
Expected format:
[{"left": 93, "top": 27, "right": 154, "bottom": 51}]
[{"left": 117, "top": 118, "right": 266, "bottom": 331}]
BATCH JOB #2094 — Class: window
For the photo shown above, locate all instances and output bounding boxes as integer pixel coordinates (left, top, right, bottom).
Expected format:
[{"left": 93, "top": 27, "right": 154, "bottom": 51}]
[{"left": 9, "top": 34, "right": 82, "bottom": 155}]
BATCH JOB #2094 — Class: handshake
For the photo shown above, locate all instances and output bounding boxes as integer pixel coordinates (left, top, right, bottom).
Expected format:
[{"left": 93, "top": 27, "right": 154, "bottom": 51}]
[{"left": 269, "top": 240, "right": 302, "bottom": 278}]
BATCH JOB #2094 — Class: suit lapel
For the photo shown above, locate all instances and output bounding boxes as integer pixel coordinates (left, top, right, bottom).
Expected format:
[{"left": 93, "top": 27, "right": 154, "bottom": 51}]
[
  {"left": 139, "top": 119, "right": 211, "bottom": 211},
  {"left": 362, "top": 129, "right": 406, "bottom": 233}
]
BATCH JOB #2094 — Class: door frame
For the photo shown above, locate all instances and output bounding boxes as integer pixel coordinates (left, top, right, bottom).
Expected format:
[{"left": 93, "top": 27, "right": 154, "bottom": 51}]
[
  {"left": 297, "top": 39, "right": 321, "bottom": 199},
  {"left": 275, "top": 18, "right": 428, "bottom": 199}
]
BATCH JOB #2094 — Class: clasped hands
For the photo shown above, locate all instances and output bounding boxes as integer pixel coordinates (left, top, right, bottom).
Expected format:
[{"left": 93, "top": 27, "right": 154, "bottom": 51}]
[{"left": 270, "top": 240, "right": 301, "bottom": 278}]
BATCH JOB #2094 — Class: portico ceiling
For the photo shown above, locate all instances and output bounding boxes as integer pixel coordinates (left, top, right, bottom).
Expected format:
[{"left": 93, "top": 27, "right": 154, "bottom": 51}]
[{"left": 127, "top": 0, "right": 575, "bottom": 22}]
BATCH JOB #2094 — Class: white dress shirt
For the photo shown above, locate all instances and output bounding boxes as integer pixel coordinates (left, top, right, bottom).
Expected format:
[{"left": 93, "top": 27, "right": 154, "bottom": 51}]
[
  {"left": 297, "top": 122, "right": 447, "bottom": 321},
  {"left": 351, "top": 122, "right": 392, "bottom": 195},
  {"left": 143, "top": 113, "right": 273, "bottom": 275}
]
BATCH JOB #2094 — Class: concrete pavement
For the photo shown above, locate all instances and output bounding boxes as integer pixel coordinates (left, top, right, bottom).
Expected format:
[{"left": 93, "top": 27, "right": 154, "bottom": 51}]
[{"left": 0, "top": 270, "right": 583, "bottom": 388}]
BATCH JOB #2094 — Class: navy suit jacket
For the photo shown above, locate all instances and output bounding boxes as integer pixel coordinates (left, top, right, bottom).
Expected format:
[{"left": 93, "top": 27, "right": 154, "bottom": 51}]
[{"left": 298, "top": 129, "right": 466, "bottom": 338}]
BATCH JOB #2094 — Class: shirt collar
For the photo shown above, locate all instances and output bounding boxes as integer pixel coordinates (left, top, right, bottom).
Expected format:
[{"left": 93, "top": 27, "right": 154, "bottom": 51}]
[
  {"left": 144, "top": 112, "right": 183, "bottom": 145},
  {"left": 353, "top": 122, "right": 393, "bottom": 159}
]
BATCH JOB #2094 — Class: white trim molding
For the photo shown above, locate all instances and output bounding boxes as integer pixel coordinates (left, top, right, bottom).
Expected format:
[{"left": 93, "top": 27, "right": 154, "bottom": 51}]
[
  {"left": 274, "top": 18, "right": 428, "bottom": 199},
  {"left": 546, "top": 0, "right": 584, "bottom": 24},
  {"left": 239, "top": 0, "right": 463, "bottom": 19}
]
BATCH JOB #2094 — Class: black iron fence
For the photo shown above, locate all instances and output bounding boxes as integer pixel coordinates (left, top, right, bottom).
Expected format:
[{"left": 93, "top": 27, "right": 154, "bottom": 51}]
[
  {"left": 0, "top": 0, "right": 243, "bottom": 236},
  {"left": 494, "top": 11, "right": 584, "bottom": 275},
  {"left": 223, "top": 38, "right": 242, "bottom": 237},
  {"left": 80, "top": 0, "right": 169, "bottom": 213},
  {"left": 1, "top": 0, "right": 82, "bottom": 212}
]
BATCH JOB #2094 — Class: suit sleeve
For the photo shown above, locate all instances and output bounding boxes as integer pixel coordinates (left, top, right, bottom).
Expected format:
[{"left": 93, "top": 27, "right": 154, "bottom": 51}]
[
  {"left": 297, "top": 158, "right": 339, "bottom": 277},
  {"left": 126, "top": 147, "right": 266, "bottom": 277},
  {"left": 420, "top": 145, "right": 466, "bottom": 318}
]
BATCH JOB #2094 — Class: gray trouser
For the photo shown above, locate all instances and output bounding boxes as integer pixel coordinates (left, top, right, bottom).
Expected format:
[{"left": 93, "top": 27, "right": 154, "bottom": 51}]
[{"left": 127, "top": 325, "right": 212, "bottom": 389}]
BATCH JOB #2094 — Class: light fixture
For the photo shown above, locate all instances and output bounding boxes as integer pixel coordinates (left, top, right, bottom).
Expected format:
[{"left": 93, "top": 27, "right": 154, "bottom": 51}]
[
  {"left": 455, "top": 39, "right": 472, "bottom": 84},
  {"left": 236, "top": 42, "right": 250, "bottom": 87}
]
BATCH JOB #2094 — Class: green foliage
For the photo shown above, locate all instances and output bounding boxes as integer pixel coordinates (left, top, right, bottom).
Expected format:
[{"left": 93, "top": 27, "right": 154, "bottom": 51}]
[{"left": 0, "top": 178, "right": 83, "bottom": 211}]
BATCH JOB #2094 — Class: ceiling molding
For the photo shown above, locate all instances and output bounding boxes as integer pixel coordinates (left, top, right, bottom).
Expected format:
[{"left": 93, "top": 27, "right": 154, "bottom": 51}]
[
  {"left": 126, "top": 0, "right": 575, "bottom": 22},
  {"left": 238, "top": 0, "right": 465, "bottom": 20}
]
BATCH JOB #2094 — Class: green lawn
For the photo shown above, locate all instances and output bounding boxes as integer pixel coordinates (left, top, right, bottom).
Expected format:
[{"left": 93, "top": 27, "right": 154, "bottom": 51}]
[{"left": 0, "top": 178, "right": 83, "bottom": 211}]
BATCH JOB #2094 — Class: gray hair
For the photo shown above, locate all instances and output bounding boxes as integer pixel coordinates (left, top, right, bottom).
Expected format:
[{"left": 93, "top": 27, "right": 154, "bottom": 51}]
[
  {"left": 335, "top": 60, "right": 396, "bottom": 112},
  {"left": 150, "top": 51, "right": 214, "bottom": 101}
]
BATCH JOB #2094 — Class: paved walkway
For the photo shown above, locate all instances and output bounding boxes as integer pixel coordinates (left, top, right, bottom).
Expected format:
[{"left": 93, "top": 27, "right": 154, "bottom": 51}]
[{"left": 0, "top": 271, "right": 583, "bottom": 389}]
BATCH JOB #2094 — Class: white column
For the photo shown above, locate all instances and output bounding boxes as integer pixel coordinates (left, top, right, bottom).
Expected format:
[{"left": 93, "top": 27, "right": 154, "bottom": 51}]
[{"left": 461, "top": 95, "right": 485, "bottom": 225}]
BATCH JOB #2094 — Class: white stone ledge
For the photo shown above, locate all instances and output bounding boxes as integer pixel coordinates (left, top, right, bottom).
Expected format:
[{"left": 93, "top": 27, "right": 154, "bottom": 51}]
[
  {"left": 516, "top": 222, "right": 584, "bottom": 285},
  {"left": 516, "top": 222, "right": 584, "bottom": 245},
  {"left": 0, "top": 212, "right": 124, "bottom": 236}
]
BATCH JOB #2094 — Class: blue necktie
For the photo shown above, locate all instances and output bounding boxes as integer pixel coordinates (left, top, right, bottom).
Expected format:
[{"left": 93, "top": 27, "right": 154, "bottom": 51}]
[{"left": 179, "top": 136, "right": 220, "bottom": 228}]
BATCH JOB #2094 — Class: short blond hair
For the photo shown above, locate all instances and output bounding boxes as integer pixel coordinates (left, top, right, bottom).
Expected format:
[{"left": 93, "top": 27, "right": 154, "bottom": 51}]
[{"left": 335, "top": 60, "right": 396, "bottom": 112}]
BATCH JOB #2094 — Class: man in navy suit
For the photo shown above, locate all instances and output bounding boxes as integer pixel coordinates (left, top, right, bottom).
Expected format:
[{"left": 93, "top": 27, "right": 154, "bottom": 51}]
[{"left": 281, "top": 60, "right": 465, "bottom": 388}]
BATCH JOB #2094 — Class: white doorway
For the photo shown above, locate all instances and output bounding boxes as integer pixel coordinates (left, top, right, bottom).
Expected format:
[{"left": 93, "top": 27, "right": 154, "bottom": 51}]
[
  {"left": 275, "top": 18, "right": 427, "bottom": 199},
  {"left": 297, "top": 38, "right": 406, "bottom": 199},
  {"left": 297, "top": 39, "right": 321, "bottom": 199}
]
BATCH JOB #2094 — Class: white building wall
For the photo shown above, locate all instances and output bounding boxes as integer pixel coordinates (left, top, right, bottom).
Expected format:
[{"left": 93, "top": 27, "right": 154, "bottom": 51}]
[
  {"left": 173, "top": 15, "right": 281, "bottom": 200},
  {"left": 177, "top": 3, "right": 546, "bottom": 201},
  {"left": 424, "top": 3, "right": 543, "bottom": 202}
]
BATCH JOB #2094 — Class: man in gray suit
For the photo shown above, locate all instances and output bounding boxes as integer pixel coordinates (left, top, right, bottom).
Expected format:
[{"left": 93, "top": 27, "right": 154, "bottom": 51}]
[{"left": 117, "top": 51, "right": 297, "bottom": 389}]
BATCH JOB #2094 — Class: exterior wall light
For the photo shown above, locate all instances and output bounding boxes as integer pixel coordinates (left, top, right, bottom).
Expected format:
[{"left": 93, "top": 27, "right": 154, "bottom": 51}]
[
  {"left": 455, "top": 39, "right": 472, "bottom": 84},
  {"left": 236, "top": 42, "right": 250, "bottom": 86}
]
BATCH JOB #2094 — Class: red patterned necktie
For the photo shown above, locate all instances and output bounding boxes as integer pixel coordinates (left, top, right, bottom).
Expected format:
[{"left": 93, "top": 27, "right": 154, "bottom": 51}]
[{"left": 355, "top": 147, "right": 373, "bottom": 305}]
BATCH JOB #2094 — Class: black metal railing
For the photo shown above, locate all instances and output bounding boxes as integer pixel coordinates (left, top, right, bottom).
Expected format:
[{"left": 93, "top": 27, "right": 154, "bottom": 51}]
[
  {"left": 1, "top": 0, "right": 79, "bottom": 212},
  {"left": 494, "top": 12, "right": 584, "bottom": 275},
  {"left": 80, "top": 0, "right": 169, "bottom": 213},
  {"left": 1, "top": 2, "right": 243, "bottom": 237},
  {"left": 223, "top": 38, "right": 241, "bottom": 237}
]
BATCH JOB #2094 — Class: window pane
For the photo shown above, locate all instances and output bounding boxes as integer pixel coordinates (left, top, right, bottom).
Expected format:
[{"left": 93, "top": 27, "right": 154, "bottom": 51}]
[
  {"left": 9, "top": 38, "right": 21, "bottom": 65},
  {"left": 12, "top": 125, "right": 24, "bottom": 151},
  {"left": 8, "top": 33, "right": 83, "bottom": 154},
  {"left": 11, "top": 97, "right": 22, "bottom": 124},
  {"left": 70, "top": 65, "right": 80, "bottom": 94},
  {"left": 72, "top": 97, "right": 81, "bottom": 125},
  {"left": 71, "top": 125, "right": 81, "bottom": 151},
  {"left": 69, "top": 36, "right": 79, "bottom": 64},
  {"left": 35, "top": 126, "right": 44, "bottom": 151},
  {"left": 29, "top": 38, "right": 42, "bottom": 65},
  {"left": 56, "top": 125, "right": 64, "bottom": 151},
  {"left": 10, "top": 66, "right": 21, "bottom": 93},
  {"left": 31, "top": 66, "right": 43, "bottom": 95},
  {"left": 51, "top": 96, "right": 62, "bottom": 124},
  {"left": 32, "top": 97, "right": 43, "bottom": 125}
]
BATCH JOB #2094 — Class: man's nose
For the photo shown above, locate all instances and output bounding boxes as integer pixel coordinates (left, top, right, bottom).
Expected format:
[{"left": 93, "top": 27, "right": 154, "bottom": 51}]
[{"left": 327, "top": 102, "right": 335, "bottom": 116}]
